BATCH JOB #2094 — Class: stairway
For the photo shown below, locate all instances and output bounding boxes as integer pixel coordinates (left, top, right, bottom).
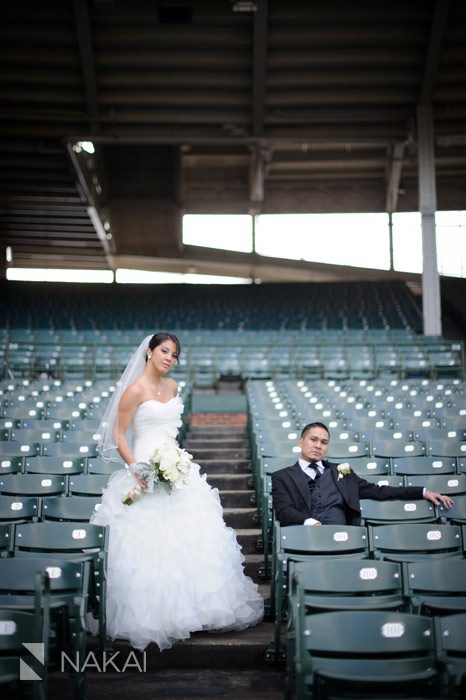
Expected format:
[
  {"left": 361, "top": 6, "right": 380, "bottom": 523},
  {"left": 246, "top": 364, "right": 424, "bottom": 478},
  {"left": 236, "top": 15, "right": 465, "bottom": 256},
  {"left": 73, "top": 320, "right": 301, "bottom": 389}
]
[{"left": 60, "top": 418, "right": 285, "bottom": 700}]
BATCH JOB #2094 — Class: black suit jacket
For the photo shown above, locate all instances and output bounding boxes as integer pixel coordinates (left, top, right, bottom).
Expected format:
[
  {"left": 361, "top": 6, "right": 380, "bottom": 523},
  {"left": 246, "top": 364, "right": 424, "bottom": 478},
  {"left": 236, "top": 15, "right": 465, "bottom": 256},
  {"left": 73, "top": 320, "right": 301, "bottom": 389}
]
[{"left": 271, "top": 461, "right": 424, "bottom": 526}]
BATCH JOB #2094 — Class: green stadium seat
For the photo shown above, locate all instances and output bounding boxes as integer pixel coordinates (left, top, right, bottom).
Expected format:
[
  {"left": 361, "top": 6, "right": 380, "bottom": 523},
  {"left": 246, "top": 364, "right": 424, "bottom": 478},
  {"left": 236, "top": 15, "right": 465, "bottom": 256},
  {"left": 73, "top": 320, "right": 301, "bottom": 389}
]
[
  {"left": 0, "top": 495, "right": 39, "bottom": 523},
  {"left": 327, "top": 441, "right": 370, "bottom": 459},
  {"left": 0, "top": 605, "right": 49, "bottom": 700},
  {"left": 0, "top": 474, "right": 66, "bottom": 497},
  {"left": 0, "top": 523, "right": 11, "bottom": 557},
  {"left": 405, "top": 473, "right": 466, "bottom": 495},
  {"left": 41, "top": 443, "right": 98, "bottom": 459},
  {"left": 0, "top": 557, "right": 90, "bottom": 698},
  {"left": 371, "top": 440, "right": 426, "bottom": 458},
  {"left": 67, "top": 474, "right": 110, "bottom": 496},
  {"left": 435, "top": 613, "right": 466, "bottom": 697},
  {"left": 23, "top": 457, "right": 85, "bottom": 476},
  {"left": 0, "top": 442, "right": 41, "bottom": 458},
  {"left": 267, "top": 522, "right": 369, "bottom": 661},
  {"left": 392, "top": 455, "right": 457, "bottom": 476},
  {"left": 347, "top": 456, "right": 391, "bottom": 477},
  {"left": 428, "top": 440, "right": 466, "bottom": 458},
  {"left": 41, "top": 496, "right": 101, "bottom": 522},
  {"left": 360, "top": 498, "right": 437, "bottom": 526},
  {"left": 369, "top": 523, "right": 462, "bottom": 562},
  {"left": 289, "top": 558, "right": 404, "bottom": 613},
  {"left": 287, "top": 610, "right": 437, "bottom": 699},
  {"left": 438, "top": 494, "right": 466, "bottom": 525},
  {"left": 403, "top": 559, "right": 466, "bottom": 615},
  {"left": 9, "top": 428, "right": 61, "bottom": 444},
  {"left": 0, "top": 457, "right": 23, "bottom": 474},
  {"left": 13, "top": 522, "right": 109, "bottom": 653}
]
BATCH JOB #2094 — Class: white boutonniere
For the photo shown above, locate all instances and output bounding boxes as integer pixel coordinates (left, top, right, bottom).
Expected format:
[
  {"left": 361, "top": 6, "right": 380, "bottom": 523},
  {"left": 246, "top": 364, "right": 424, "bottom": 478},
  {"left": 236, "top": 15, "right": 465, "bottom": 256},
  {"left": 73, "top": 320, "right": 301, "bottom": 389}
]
[{"left": 337, "top": 463, "right": 352, "bottom": 480}]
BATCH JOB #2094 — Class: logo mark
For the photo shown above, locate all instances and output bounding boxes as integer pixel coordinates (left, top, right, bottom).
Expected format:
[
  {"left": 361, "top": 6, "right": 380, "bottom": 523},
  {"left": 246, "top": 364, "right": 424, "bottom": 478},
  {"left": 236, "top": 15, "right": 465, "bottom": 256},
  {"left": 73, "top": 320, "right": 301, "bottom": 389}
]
[{"left": 20, "top": 643, "right": 45, "bottom": 681}]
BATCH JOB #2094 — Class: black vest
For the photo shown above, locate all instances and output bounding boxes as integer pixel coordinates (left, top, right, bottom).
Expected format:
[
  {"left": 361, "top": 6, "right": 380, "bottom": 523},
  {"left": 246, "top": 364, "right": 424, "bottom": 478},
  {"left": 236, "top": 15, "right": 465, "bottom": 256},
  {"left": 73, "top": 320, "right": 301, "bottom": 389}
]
[{"left": 308, "top": 468, "right": 347, "bottom": 525}]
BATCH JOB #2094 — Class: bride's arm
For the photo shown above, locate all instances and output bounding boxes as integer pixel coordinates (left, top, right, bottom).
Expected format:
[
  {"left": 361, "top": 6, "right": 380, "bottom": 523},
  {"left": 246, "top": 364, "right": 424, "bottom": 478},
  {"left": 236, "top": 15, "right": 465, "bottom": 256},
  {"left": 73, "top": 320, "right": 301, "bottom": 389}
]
[{"left": 116, "top": 386, "right": 148, "bottom": 489}]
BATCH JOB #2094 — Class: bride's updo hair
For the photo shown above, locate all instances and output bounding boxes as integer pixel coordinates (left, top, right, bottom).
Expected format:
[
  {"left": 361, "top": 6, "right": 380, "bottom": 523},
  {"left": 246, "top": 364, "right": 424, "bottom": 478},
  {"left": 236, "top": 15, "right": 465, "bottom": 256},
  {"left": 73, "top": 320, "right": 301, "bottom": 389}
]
[{"left": 147, "top": 331, "right": 181, "bottom": 364}]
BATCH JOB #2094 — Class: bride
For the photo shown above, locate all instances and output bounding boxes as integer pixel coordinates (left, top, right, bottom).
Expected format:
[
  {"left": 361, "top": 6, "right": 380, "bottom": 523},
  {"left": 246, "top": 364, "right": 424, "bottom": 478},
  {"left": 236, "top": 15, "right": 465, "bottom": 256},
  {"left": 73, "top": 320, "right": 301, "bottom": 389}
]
[{"left": 89, "top": 331, "right": 264, "bottom": 651}]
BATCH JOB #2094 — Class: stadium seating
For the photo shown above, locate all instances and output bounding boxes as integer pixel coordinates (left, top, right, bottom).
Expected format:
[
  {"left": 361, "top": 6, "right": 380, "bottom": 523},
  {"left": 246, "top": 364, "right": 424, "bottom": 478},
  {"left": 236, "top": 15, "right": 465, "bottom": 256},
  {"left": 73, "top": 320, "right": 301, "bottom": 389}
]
[
  {"left": 403, "top": 559, "right": 466, "bottom": 615},
  {"left": 13, "top": 522, "right": 109, "bottom": 652},
  {"left": 287, "top": 609, "right": 438, "bottom": 699}
]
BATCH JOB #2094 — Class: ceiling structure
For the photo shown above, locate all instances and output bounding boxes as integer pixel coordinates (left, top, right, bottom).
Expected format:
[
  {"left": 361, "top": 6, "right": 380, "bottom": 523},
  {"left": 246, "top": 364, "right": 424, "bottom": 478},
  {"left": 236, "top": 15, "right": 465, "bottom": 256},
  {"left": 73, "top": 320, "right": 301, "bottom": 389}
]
[{"left": 1, "top": 0, "right": 466, "bottom": 281}]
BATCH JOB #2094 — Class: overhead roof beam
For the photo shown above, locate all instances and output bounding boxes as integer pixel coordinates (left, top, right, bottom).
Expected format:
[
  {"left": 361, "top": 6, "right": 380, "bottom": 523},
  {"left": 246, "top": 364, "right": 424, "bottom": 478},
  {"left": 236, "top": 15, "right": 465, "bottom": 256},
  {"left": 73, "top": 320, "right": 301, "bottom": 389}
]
[
  {"left": 419, "top": 0, "right": 451, "bottom": 105},
  {"left": 73, "top": 0, "right": 100, "bottom": 132},
  {"left": 72, "top": 0, "right": 114, "bottom": 268},
  {"left": 252, "top": 0, "right": 268, "bottom": 137}
]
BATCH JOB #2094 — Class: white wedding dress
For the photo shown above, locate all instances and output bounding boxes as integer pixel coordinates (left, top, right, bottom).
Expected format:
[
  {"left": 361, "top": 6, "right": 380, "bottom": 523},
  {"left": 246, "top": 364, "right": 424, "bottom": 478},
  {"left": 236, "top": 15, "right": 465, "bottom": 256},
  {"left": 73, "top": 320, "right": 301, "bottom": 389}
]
[{"left": 89, "top": 396, "right": 264, "bottom": 651}]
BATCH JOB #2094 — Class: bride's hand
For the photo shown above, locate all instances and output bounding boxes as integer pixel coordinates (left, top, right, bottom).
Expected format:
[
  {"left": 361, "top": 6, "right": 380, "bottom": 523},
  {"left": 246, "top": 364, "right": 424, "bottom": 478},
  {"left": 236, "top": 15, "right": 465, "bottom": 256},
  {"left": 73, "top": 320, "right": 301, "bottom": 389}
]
[{"left": 134, "top": 473, "right": 148, "bottom": 491}]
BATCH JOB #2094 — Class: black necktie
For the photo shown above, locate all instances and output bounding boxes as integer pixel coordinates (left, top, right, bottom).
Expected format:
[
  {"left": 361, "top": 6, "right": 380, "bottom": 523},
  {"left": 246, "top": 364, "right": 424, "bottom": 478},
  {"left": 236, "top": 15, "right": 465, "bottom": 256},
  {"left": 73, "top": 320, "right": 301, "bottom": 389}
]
[{"left": 308, "top": 462, "right": 322, "bottom": 490}]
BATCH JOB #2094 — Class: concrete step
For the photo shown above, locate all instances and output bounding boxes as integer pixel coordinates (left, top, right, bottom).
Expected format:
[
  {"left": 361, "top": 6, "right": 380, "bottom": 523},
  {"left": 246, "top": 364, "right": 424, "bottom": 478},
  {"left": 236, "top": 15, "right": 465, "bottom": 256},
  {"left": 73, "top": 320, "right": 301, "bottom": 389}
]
[
  {"left": 189, "top": 426, "right": 248, "bottom": 437},
  {"left": 185, "top": 438, "right": 249, "bottom": 449},
  {"left": 220, "top": 489, "right": 256, "bottom": 508},
  {"left": 207, "top": 473, "right": 252, "bottom": 490},
  {"left": 79, "top": 668, "right": 285, "bottom": 700},
  {"left": 243, "top": 554, "right": 263, "bottom": 580},
  {"left": 190, "top": 447, "right": 250, "bottom": 460},
  {"left": 200, "top": 458, "right": 251, "bottom": 474},
  {"left": 85, "top": 621, "right": 276, "bottom": 672},
  {"left": 224, "top": 509, "right": 259, "bottom": 531},
  {"left": 231, "top": 527, "right": 261, "bottom": 553}
]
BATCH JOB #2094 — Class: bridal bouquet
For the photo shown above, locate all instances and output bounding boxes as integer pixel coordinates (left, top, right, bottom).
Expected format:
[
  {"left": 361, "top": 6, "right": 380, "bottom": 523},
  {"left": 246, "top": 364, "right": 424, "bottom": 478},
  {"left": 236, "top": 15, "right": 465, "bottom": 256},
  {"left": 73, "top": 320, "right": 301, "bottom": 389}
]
[{"left": 122, "top": 441, "right": 193, "bottom": 505}]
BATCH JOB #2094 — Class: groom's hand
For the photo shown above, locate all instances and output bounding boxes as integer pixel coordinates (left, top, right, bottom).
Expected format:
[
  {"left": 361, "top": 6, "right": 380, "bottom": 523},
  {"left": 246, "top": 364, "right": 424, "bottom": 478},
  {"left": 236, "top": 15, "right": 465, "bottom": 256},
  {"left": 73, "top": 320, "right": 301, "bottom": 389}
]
[{"left": 424, "top": 490, "right": 453, "bottom": 508}]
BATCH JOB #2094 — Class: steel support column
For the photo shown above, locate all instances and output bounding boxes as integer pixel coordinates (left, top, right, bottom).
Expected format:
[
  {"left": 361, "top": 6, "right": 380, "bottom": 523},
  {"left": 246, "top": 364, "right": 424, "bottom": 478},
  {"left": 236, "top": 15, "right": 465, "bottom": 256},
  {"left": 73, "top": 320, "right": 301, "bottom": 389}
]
[{"left": 417, "top": 105, "right": 441, "bottom": 336}]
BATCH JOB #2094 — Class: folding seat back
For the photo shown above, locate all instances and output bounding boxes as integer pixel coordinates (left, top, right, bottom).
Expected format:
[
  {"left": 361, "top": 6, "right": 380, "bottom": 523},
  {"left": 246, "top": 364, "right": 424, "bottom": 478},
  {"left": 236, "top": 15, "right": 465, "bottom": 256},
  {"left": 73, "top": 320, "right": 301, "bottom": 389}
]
[
  {"left": 67, "top": 473, "right": 110, "bottom": 497},
  {"left": 0, "top": 495, "right": 39, "bottom": 523},
  {"left": 405, "top": 473, "right": 466, "bottom": 495},
  {"left": 267, "top": 522, "right": 369, "bottom": 661},
  {"left": 340, "top": 456, "right": 391, "bottom": 477},
  {"left": 403, "top": 559, "right": 466, "bottom": 615},
  {"left": 9, "top": 428, "right": 61, "bottom": 444},
  {"left": 438, "top": 494, "right": 466, "bottom": 524},
  {"left": 435, "top": 613, "right": 466, "bottom": 697},
  {"left": 360, "top": 498, "right": 436, "bottom": 526},
  {"left": 0, "top": 456, "right": 23, "bottom": 474},
  {"left": 289, "top": 558, "right": 404, "bottom": 613},
  {"left": 428, "top": 440, "right": 466, "bottom": 458},
  {"left": 371, "top": 440, "right": 426, "bottom": 458},
  {"left": 23, "top": 457, "right": 86, "bottom": 476},
  {"left": 0, "top": 474, "right": 66, "bottom": 497},
  {"left": 0, "top": 606, "right": 49, "bottom": 699},
  {"left": 0, "top": 556, "right": 90, "bottom": 678},
  {"left": 393, "top": 455, "right": 456, "bottom": 476},
  {"left": 0, "top": 442, "right": 41, "bottom": 458},
  {"left": 42, "top": 442, "right": 98, "bottom": 459},
  {"left": 369, "top": 523, "right": 462, "bottom": 562},
  {"left": 327, "top": 441, "right": 370, "bottom": 459},
  {"left": 289, "top": 610, "right": 437, "bottom": 699},
  {"left": 13, "top": 522, "right": 109, "bottom": 652},
  {"left": 41, "top": 496, "right": 101, "bottom": 522}
]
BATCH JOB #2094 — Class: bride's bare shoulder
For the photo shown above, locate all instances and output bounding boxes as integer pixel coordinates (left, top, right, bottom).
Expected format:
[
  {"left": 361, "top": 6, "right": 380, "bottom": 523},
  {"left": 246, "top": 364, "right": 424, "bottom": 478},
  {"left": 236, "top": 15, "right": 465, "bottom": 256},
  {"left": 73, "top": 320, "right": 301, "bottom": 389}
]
[
  {"left": 166, "top": 377, "right": 178, "bottom": 396},
  {"left": 120, "top": 381, "right": 145, "bottom": 409}
]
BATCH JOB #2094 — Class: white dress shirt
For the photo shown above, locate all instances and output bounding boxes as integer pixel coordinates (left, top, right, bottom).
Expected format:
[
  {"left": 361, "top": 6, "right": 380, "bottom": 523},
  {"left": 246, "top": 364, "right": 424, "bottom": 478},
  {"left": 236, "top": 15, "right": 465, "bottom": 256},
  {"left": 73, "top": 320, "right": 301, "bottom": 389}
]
[{"left": 299, "top": 458, "right": 324, "bottom": 526}]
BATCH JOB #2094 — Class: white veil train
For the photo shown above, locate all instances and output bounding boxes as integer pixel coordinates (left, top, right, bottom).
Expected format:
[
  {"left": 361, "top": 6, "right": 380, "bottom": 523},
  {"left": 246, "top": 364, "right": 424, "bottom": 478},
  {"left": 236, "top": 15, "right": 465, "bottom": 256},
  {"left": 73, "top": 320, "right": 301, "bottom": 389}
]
[{"left": 97, "top": 334, "right": 152, "bottom": 462}]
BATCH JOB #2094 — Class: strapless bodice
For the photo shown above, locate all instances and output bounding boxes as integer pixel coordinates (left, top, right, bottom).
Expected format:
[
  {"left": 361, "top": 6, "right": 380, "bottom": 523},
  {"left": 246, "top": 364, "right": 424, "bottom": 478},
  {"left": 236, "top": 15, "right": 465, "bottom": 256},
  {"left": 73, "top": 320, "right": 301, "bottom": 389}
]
[{"left": 132, "top": 396, "right": 183, "bottom": 462}]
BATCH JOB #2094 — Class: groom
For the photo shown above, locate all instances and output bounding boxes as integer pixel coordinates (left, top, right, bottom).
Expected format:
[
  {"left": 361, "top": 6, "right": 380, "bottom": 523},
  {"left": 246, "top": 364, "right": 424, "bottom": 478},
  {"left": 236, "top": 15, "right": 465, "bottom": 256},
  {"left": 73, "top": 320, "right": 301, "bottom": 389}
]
[{"left": 271, "top": 421, "right": 453, "bottom": 526}]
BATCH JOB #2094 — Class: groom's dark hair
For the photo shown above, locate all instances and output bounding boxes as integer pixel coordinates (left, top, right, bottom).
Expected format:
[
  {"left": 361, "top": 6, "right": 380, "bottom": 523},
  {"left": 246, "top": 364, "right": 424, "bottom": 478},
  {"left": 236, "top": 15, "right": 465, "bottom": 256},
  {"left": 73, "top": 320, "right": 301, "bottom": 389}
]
[
  {"left": 147, "top": 331, "right": 181, "bottom": 364},
  {"left": 300, "top": 422, "right": 330, "bottom": 439}
]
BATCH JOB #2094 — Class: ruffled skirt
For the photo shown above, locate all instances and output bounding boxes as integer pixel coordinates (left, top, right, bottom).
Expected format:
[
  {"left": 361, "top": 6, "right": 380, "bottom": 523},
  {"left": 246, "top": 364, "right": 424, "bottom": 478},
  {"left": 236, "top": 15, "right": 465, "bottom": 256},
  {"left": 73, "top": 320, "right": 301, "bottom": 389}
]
[{"left": 88, "top": 465, "right": 264, "bottom": 650}]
